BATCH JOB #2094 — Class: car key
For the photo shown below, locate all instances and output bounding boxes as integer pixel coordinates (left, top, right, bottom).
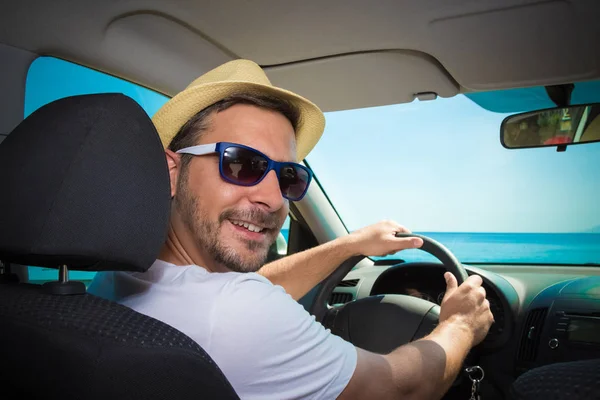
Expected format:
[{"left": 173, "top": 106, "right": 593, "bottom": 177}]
[{"left": 465, "top": 365, "right": 484, "bottom": 400}]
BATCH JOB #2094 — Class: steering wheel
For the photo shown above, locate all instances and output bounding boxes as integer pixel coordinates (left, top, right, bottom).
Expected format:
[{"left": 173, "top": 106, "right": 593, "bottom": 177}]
[{"left": 310, "top": 233, "right": 469, "bottom": 354}]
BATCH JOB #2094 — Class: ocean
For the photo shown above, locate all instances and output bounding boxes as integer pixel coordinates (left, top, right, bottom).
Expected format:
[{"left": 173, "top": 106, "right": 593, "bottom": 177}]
[
  {"left": 280, "top": 230, "right": 599, "bottom": 264},
  {"left": 378, "top": 232, "right": 600, "bottom": 265}
]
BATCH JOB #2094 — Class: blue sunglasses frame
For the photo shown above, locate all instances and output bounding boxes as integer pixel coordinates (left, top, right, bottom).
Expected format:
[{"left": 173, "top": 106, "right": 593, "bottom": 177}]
[{"left": 176, "top": 142, "right": 313, "bottom": 201}]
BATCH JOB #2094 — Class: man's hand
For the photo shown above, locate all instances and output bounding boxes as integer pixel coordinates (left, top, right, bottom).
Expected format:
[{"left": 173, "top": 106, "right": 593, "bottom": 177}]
[
  {"left": 439, "top": 272, "right": 495, "bottom": 347},
  {"left": 345, "top": 220, "right": 424, "bottom": 257}
]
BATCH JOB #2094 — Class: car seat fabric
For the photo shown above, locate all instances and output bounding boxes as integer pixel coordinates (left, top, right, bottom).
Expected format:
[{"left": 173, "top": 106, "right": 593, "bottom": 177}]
[{"left": 509, "top": 359, "right": 600, "bottom": 400}]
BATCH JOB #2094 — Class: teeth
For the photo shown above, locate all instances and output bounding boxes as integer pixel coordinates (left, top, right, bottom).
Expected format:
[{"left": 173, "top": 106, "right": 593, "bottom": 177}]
[
  {"left": 248, "top": 223, "right": 261, "bottom": 233},
  {"left": 231, "top": 220, "right": 263, "bottom": 233}
]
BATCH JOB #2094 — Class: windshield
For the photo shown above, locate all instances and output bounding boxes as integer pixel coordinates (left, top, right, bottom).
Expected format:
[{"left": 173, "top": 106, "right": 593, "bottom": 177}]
[{"left": 307, "top": 83, "right": 600, "bottom": 265}]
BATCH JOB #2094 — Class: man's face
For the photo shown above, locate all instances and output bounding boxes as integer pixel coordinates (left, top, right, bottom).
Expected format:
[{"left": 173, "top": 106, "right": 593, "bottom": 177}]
[{"left": 173, "top": 104, "right": 295, "bottom": 273}]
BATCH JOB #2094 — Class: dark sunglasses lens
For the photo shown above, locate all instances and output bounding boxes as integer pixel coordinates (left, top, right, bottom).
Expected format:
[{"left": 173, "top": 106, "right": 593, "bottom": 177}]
[
  {"left": 222, "top": 146, "right": 268, "bottom": 184},
  {"left": 279, "top": 164, "right": 310, "bottom": 200}
]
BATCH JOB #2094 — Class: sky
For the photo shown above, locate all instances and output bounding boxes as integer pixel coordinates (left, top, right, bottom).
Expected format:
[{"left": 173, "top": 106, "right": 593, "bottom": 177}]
[
  {"left": 308, "top": 96, "right": 600, "bottom": 233},
  {"left": 26, "top": 57, "right": 600, "bottom": 234}
]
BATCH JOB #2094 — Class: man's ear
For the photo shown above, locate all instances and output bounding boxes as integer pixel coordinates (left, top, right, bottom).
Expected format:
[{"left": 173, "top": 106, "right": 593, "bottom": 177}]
[{"left": 165, "top": 149, "right": 181, "bottom": 198}]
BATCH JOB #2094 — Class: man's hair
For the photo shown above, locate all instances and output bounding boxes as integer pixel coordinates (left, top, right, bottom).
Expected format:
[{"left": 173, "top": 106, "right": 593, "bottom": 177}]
[{"left": 168, "top": 93, "right": 301, "bottom": 170}]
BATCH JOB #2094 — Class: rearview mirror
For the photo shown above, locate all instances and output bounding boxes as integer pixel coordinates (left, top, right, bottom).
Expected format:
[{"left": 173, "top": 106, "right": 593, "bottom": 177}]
[{"left": 501, "top": 103, "right": 600, "bottom": 149}]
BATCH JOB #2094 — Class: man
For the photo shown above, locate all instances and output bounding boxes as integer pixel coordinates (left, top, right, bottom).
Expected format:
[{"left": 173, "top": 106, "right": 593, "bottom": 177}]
[{"left": 89, "top": 59, "right": 493, "bottom": 399}]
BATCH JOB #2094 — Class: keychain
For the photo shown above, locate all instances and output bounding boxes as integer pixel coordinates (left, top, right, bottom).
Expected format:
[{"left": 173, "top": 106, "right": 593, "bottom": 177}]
[{"left": 465, "top": 365, "right": 485, "bottom": 400}]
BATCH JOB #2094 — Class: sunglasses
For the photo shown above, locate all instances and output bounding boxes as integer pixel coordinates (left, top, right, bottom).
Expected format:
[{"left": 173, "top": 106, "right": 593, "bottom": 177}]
[{"left": 176, "top": 142, "right": 313, "bottom": 201}]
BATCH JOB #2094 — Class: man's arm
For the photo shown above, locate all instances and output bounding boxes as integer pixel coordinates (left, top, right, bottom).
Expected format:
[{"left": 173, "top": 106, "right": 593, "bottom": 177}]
[
  {"left": 258, "top": 220, "right": 424, "bottom": 300},
  {"left": 339, "top": 273, "right": 495, "bottom": 400}
]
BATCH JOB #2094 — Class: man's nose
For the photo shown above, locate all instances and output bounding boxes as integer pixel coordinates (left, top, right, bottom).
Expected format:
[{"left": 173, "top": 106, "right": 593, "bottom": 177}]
[{"left": 249, "top": 169, "right": 285, "bottom": 211}]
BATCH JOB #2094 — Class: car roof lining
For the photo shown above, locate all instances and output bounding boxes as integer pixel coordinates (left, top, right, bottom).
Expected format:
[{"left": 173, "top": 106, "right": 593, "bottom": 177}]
[{"left": 1, "top": 0, "right": 598, "bottom": 113}]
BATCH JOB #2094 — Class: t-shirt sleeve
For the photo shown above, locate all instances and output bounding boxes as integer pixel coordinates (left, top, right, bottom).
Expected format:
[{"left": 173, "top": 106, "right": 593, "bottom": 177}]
[{"left": 206, "top": 274, "right": 357, "bottom": 400}]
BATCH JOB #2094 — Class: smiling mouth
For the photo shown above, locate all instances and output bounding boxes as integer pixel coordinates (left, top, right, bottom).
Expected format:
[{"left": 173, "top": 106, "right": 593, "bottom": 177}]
[{"left": 229, "top": 219, "right": 266, "bottom": 233}]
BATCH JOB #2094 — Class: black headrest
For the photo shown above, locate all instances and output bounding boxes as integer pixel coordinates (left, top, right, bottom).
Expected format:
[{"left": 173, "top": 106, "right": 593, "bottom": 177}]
[{"left": 0, "top": 94, "right": 170, "bottom": 272}]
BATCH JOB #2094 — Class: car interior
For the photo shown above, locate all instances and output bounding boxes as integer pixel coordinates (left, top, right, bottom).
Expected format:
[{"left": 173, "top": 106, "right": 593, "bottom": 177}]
[{"left": 1, "top": 1, "right": 599, "bottom": 399}]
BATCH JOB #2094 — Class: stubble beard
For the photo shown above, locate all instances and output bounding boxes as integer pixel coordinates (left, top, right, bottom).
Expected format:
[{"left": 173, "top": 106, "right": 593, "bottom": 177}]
[{"left": 175, "top": 172, "right": 280, "bottom": 273}]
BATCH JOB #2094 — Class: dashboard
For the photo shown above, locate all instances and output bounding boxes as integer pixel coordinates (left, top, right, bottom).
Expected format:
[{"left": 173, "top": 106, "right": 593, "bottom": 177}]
[
  {"left": 513, "top": 274, "right": 600, "bottom": 373},
  {"left": 329, "top": 260, "right": 600, "bottom": 351},
  {"left": 325, "top": 260, "right": 600, "bottom": 399}
]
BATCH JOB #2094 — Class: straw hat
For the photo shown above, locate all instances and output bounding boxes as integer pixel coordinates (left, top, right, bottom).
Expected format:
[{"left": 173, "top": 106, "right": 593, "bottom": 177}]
[{"left": 152, "top": 59, "right": 325, "bottom": 160}]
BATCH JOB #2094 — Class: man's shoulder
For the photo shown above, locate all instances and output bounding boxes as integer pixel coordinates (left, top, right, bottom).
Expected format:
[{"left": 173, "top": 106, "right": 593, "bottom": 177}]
[
  {"left": 214, "top": 271, "right": 295, "bottom": 314},
  {"left": 173, "top": 263, "right": 285, "bottom": 301},
  {"left": 223, "top": 271, "right": 281, "bottom": 293}
]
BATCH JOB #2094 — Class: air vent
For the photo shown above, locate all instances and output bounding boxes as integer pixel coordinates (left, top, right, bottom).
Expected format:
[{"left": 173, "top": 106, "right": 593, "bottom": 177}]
[
  {"left": 328, "top": 292, "right": 353, "bottom": 305},
  {"left": 516, "top": 307, "right": 548, "bottom": 363},
  {"left": 338, "top": 279, "right": 360, "bottom": 287}
]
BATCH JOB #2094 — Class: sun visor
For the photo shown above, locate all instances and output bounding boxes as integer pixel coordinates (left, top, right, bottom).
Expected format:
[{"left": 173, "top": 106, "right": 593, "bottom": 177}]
[
  {"left": 104, "top": 13, "right": 234, "bottom": 97},
  {"left": 429, "top": 1, "right": 598, "bottom": 91},
  {"left": 265, "top": 51, "right": 459, "bottom": 113}
]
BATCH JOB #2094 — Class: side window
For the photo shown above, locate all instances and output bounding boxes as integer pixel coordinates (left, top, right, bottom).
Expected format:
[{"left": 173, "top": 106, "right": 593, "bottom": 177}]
[
  {"left": 266, "top": 216, "right": 290, "bottom": 263},
  {"left": 281, "top": 216, "right": 290, "bottom": 244},
  {"left": 24, "top": 57, "right": 169, "bottom": 285}
]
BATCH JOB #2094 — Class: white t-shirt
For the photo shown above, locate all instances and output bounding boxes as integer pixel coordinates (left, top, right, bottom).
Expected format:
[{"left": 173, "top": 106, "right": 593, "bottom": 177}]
[{"left": 88, "top": 260, "right": 357, "bottom": 399}]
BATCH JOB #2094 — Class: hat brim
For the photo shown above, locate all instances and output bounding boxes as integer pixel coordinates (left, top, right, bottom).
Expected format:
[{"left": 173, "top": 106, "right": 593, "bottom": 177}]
[{"left": 152, "top": 81, "right": 325, "bottom": 161}]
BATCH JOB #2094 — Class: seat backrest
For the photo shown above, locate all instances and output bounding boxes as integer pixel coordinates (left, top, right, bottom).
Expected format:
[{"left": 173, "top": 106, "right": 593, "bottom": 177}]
[{"left": 0, "top": 94, "right": 239, "bottom": 399}]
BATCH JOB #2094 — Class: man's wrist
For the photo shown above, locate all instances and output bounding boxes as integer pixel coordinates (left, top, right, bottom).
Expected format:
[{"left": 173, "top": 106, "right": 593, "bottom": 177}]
[
  {"left": 337, "top": 233, "right": 362, "bottom": 257},
  {"left": 431, "top": 316, "right": 476, "bottom": 350}
]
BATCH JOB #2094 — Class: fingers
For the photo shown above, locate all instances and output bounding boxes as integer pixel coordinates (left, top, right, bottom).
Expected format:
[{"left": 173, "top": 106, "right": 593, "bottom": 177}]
[
  {"left": 385, "top": 220, "right": 413, "bottom": 237},
  {"left": 353, "top": 220, "right": 421, "bottom": 256},
  {"left": 484, "top": 299, "right": 495, "bottom": 323},
  {"left": 393, "top": 236, "right": 423, "bottom": 249},
  {"left": 387, "top": 221, "right": 422, "bottom": 249},
  {"left": 478, "top": 286, "right": 487, "bottom": 301},
  {"left": 443, "top": 272, "right": 458, "bottom": 299},
  {"left": 376, "top": 220, "right": 422, "bottom": 251},
  {"left": 459, "top": 274, "right": 485, "bottom": 298},
  {"left": 394, "top": 225, "right": 411, "bottom": 234},
  {"left": 462, "top": 275, "right": 493, "bottom": 322},
  {"left": 465, "top": 274, "right": 483, "bottom": 287}
]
